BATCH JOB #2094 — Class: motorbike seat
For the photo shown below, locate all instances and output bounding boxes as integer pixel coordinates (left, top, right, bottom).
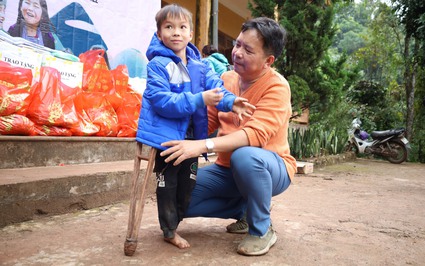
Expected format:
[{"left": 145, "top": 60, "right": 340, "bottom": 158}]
[{"left": 371, "top": 128, "right": 405, "bottom": 139}]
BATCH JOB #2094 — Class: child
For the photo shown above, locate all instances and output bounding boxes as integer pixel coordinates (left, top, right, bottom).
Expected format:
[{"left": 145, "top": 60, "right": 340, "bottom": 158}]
[
  {"left": 136, "top": 4, "right": 254, "bottom": 249},
  {"left": 202, "top": 44, "right": 231, "bottom": 76}
]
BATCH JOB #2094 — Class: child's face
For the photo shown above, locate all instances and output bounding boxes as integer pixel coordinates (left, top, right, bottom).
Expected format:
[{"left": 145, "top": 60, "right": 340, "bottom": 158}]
[
  {"left": 157, "top": 15, "right": 193, "bottom": 59},
  {"left": 21, "top": 0, "right": 43, "bottom": 26}
]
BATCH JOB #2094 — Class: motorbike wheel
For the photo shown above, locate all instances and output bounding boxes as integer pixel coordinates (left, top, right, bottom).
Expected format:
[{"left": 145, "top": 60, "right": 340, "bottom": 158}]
[{"left": 386, "top": 139, "right": 408, "bottom": 164}]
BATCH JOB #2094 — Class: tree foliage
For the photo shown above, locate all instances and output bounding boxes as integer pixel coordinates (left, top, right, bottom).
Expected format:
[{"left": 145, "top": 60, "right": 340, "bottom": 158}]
[
  {"left": 389, "top": 0, "right": 425, "bottom": 142},
  {"left": 332, "top": 1, "right": 369, "bottom": 55},
  {"left": 393, "top": 0, "right": 425, "bottom": 41},
  {"left": 392, "top": 0, "right": 425, "bottom": 161},
  {"left": 248, "top": 0, "right": 356, "bottom": 118},
  {"left": 412, "top": 66, "right": 425, "bottom": 162},
  {"left": 348, "top": 80, "right": 387, "bottom": 107},
  {"left": 353, "top": 3, "right": 404, "bottom": 87},
  {"left": 332, "top": 1, "right": 407, "bottom": 136},
  {"left": 244, "top": 0, "right": 423, "bottom": 162},
  {"left": 346, "top": 80, "right": 403, "bottom": 131}
]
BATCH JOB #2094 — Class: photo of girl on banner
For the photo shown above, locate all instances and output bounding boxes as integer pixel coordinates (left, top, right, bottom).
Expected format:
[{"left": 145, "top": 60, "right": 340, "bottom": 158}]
[
  {"left": 7, "top": 0, "right": 57, "bottom": 49},
  {"left": 0, "top": 0, "right": 6, "bottom": 32},
  {"left": 2, "top": 0, "right": 158, "bottom": 86}
]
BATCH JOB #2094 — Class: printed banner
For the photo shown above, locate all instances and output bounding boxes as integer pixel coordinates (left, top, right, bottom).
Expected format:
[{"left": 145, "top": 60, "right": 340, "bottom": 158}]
[{"left": 1, "top": 0, "right": 160, "bottom": 79}]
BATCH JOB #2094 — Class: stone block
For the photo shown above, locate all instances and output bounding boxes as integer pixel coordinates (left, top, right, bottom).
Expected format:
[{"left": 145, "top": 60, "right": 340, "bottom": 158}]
[{"left": 296, "top": 161, "right": 314, "bottom": 174}]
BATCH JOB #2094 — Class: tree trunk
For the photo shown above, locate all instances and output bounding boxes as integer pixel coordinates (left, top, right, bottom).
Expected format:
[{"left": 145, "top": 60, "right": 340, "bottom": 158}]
[
  {"left": 403, "top": 34, "right": 416, "bottom": 141},
  {"left": 195, "top": 0, "right": 211, "bottom": 50}
]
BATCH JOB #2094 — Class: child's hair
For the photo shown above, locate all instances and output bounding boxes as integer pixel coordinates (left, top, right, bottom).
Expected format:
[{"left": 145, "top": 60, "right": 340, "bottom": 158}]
[
  {"left": 155, "top": 4, "right": 193, "bottom": 31},
  {"left": 202, "top": 45, "right": 218, "bottom": 56}
]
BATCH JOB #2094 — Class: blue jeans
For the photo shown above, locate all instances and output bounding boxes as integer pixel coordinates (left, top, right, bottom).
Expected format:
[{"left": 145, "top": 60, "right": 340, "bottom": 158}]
[{"left": 185, "top": 146, "right": 291, "bottom": 236}]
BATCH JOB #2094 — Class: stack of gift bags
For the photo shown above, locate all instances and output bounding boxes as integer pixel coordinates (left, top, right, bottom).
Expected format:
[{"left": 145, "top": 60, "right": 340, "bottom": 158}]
[{"left": 0, "top": 48, "right": 142, "bottom": 137}]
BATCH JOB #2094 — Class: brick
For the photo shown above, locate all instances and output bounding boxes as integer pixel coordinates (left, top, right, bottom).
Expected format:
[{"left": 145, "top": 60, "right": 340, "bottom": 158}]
[{"left": 296, "top": 161, "right": 314, "bottom": 174}]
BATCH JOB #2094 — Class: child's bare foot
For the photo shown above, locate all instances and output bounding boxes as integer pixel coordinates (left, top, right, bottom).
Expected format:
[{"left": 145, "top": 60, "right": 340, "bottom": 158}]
[{"left": 164, "top": 233, "right": 190, "bottom": 249}]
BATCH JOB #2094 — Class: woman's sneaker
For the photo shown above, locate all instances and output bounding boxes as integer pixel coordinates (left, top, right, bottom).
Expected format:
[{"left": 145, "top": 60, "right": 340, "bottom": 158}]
[
  {"left": 226, "top": 218, "right": 248, "bottom": 234},
  {"left": 237, "top": 226, "right": 277, "bottom": 256}
]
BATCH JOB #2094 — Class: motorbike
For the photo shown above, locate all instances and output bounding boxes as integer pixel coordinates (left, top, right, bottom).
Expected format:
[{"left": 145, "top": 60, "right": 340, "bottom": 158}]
[{"left": 346, "top": 118, "right": 410, "bottom": 164}]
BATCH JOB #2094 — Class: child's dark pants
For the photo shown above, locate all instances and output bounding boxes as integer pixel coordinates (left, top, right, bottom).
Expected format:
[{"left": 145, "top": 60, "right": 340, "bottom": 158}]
[{"left": 154, "top": 150, "right": 198, "bottom": 238}]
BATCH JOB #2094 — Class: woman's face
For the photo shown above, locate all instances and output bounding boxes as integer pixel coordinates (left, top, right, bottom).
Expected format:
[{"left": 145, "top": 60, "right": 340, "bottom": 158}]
[{"left": 21, "top": 0, "right": 43, "bottom": 26}]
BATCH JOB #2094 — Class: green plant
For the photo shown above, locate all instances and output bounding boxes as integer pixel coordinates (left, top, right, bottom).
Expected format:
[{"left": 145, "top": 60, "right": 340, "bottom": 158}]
[{"left": 289, "top": 126, "right": 348, "bottom": 159}]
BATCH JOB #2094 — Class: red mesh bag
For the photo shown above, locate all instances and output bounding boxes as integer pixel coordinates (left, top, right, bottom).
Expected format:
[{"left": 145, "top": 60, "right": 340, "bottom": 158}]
[
  {"left": 26, "top": 67, "right": 79, "bottom": 128},
  {"left": 0, "top": 61, "right": 33, "bottom": 89},
  {"left": 0, "top": 83, "right": 36, "bottom": 116},
  {"left": 105, "top": 90, "right": 123, "bottom": 111},
  {"left": 103, "top": 64, "right": 133, "bottom": 111},
  {"left": 70, "top": 108, "right": 100, "bottom": 136},
  {"left": 34, "top": 124, "right": 72, "bottom": 136},
  {"left": 79, "top": 50, "right": 114, "bottom": 93},
  {"left": 116, "top": 91, "right": 141, "bottom": 137},
  {"left": 74, "top": 91, "right": 118, "bottom": 137},
  {"left": 111, "top": 65, "right": 130, "bottom": 96},
  {"left": 0, "top": 114, "right": 36, "bottom": 135},
  {"left": 0, "top": 62, "right": 35, "bottom": 116},
  {"left": 70, "top": 89, "right": 100, "bottom": 136}
]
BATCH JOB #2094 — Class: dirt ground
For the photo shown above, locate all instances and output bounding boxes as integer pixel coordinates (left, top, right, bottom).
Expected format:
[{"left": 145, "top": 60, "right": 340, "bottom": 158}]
[{"left": 1, "top": 158, "right": 424, "bottom": 266}]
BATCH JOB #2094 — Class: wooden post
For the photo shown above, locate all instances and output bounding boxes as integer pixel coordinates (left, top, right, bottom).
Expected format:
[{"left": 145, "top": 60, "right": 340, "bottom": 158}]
[{"left": 195, "top": 0, "right": 211, "bottom": 50}]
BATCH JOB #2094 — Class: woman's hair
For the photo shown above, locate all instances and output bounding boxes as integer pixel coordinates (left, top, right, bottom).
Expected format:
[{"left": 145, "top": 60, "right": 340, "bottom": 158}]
[
  {"left": 202, "top": 45, "right": 218, "bottom": 56},
  {"left": 241, "top": 17, "right": 287, "bottom": 59},
  {"left": 155, "top": 4, "right": 193, "bottom": 31},
  {"left": 15, "top": 0, "right": 56, "bottom": 34}
]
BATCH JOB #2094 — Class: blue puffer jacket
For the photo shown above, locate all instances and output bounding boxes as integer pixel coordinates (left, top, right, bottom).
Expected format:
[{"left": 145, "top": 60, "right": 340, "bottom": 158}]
[
  {"left": 136, "top": 33, "right": 236, "bottom": 151},
  {"left": 204, "top": 53, "right": 230, "bottom": 76}
]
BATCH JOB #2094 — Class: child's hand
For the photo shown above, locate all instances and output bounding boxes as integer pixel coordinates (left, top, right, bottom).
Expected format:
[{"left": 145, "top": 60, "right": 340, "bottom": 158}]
[
  {"left": 232, "top": 97, "right": 256, "bottom": 120},
  {"left": 203, "top": 88, "right": 224, "bottom": 106}
]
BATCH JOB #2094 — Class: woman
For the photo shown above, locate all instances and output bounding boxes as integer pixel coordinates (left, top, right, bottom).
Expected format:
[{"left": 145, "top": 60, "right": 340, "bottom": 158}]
[{"left": 8, "top": 0, "right": 56, "bottom": 49}]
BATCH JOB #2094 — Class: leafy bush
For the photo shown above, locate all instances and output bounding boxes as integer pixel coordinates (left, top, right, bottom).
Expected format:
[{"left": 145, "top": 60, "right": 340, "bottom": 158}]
[{"left": 289, "top": 126, "right": 348, "bottom": 159}]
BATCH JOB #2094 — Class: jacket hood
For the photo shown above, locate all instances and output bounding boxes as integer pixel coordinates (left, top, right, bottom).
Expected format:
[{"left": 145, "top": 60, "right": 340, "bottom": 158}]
[
  {"left": 146, "top": 33, "right": 201, "bottom": 63},
  {"left": 210, "top": 53, "right": 229, "bottom": 65}
]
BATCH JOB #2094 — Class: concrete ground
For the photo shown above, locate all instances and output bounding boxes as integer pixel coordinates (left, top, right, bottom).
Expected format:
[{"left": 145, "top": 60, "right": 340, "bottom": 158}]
[{"left": 1, "top": 159, "right": 424, "bottom": 265}]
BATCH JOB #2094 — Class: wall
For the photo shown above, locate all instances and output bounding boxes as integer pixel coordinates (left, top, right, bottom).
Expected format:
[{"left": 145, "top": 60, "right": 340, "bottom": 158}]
[
  {"left": 162, "top": 0, "right": 247, "bottom": 50},
  {"left": 218, "top": 3, "right": 245, "bottom": 39}
]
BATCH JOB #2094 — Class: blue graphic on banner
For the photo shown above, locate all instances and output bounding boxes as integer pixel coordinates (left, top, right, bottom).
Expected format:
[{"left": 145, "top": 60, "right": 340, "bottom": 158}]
[
  {"left": 110, "top": 48, "right": 148, "bottom": 79},
  {"left": 50, "top": 2, "right": 107, "bottom": 57}
]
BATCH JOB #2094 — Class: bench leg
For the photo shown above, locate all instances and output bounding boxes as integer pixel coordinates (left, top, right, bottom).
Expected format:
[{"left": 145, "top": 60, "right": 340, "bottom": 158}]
[{"left": 124, "top": 145, "right": 156, "bottom": 256}]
